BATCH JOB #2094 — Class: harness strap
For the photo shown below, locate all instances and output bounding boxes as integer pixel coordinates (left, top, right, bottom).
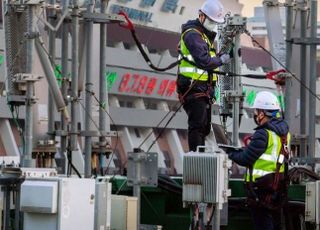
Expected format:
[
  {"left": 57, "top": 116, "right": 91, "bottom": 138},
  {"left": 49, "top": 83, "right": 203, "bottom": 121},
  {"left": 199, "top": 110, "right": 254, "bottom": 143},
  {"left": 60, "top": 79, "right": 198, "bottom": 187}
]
[
  {"left": 265, "top": 135, "right": 289, "bottom": 204},
  {"left": 246, "top": 134, "right": 289, "bottom": 208},
  {"left": 178, "top": 28, "right": 216, "bottom": 104},
  {"left": 179, "top": 92, "right": 209, "bottom": 104}
]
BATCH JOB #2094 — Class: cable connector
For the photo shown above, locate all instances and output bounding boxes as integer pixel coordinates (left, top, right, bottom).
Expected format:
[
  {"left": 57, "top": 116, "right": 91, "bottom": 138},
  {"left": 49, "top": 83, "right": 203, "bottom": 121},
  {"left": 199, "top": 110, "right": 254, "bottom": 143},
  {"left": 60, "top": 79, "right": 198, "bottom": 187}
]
[
  {"left": 266, "top": 69, "right": 287, "bottom": 85},
  {"left": 118, "top": 11, "right": 134, "bottom": 31}
]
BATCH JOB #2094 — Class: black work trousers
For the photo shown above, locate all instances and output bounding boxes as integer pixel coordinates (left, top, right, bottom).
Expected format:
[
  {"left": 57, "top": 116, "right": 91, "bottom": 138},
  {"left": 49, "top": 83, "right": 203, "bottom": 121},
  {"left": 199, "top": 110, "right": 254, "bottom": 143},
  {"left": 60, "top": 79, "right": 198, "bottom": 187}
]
[
  {"left": 251, "top": 206, "right": 281, "bottom": 230},
  {"left": 183, "top": 97, "right": 210, "bottom": 152}
]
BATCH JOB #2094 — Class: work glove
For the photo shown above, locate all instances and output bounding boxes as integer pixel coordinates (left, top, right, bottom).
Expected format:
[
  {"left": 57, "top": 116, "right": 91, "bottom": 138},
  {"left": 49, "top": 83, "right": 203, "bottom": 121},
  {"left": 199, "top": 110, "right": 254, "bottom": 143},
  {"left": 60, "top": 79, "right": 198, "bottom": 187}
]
[{"left": 219, "top": 53, "right": 231, "bottom": 64}]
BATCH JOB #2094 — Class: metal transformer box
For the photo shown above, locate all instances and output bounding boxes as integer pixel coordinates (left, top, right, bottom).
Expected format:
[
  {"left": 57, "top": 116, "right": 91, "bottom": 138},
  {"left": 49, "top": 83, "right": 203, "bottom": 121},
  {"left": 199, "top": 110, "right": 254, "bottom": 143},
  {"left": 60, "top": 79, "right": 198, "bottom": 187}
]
[{"left": 20, "top": 177, "right": 95, "bottom": 230}]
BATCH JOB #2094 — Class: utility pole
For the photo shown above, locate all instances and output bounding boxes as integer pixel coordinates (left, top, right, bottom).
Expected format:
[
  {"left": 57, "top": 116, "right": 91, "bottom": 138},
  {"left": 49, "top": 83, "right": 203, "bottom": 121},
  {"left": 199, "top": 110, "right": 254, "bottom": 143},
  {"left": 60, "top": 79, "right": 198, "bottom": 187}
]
[
  {"left": 84, "top": 0, "right": 94, "bottom": 178},
  {"left": 308, "top": 0, "right": 318, "bottom": 159}
]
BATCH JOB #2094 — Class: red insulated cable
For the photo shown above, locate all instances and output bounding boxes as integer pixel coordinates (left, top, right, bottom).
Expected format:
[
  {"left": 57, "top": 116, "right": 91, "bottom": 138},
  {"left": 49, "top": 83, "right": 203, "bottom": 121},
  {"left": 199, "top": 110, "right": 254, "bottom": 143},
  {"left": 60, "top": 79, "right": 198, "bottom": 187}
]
[{"left": 118, "top": 11, "right": 135, "bottom": 31}]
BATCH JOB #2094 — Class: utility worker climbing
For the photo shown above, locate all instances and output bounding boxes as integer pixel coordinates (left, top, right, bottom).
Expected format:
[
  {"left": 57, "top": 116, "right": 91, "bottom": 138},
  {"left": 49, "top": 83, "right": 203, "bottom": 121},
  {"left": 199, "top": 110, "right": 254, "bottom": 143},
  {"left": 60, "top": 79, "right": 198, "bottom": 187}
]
[
  {"left": 176, "top": 0, "right": 231, "bottom": 152},
  {"left": 226, "top": 91, "right": 291, "bottom": 230}
]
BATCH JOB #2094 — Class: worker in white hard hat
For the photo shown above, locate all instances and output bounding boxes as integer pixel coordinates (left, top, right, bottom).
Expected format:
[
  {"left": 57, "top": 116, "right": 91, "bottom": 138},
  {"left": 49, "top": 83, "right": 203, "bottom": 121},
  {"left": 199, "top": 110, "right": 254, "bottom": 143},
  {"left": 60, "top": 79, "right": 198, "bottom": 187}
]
[
  {"left": 177, "top": 0, "right": 232, "bottom": 153},
  {"left": 225, "top": 91, "right": 291, "bottom": 230}
]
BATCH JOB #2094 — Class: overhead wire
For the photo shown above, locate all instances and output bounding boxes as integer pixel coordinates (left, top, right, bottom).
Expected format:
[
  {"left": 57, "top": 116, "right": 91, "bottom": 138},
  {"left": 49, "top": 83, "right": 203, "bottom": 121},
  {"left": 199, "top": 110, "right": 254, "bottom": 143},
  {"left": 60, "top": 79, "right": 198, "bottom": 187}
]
[
  {"left": 37, "top": 17, "right": 121, "bottom": 175},
  {"left": 36, "top": 12, "right": 119, "bottom": 172},
  {"left": 146, "top": 103, "right": 184, "bottom": 153},
  {"left": 86, "top": 90, "right": 120, "bottom": 174},
  {"left": 143, "top": 28, "right": 320, "bottom": 152},
  {"left": 37, "top": 36, "right": 104, "bottom": 176},
  {"left": 118, "top": 11, "right": 181, "bottom": 72},
  {"left": 77, "top": 95, "right": 118, "bottom": 175},
  {"left": 35, "top": 11, "right": 320, "bottom": 174},
  {"left": 244, "top": 29, "right": 320, "bottom": 102},
  {"left": 36, "top": 29, "right": 87, "bottom": 177},
  {"left": 141, "top": 35, "right": 295, "bottom": 151},
  {"left": 120, "top": 12, "right": 293, "bottom": 152},
  {"left": 143, "top": 69, "right": 218, "bottom": 153}
]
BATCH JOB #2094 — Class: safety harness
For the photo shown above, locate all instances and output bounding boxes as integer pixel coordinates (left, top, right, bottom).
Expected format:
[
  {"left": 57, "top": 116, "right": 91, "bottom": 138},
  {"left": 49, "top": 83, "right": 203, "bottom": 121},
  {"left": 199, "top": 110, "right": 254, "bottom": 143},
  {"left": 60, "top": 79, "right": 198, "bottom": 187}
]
[
  {"left": 265, "top": 136, "right": 290, "bottom": 205},
  {"left": 246, "top": 134, "right": 290, "bottom": 210},
  {"left": 177, "top": 28, "right": 217, "bottom": 105}
]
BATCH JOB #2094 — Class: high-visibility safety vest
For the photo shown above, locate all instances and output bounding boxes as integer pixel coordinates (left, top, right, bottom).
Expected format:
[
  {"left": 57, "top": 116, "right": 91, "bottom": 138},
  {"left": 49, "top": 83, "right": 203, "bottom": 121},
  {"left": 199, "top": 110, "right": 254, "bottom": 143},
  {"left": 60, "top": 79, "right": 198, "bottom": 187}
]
[
  {"left": 246, "top": 129, "right": 291, "bottom": 182},
  {"left": 178, "top": 28, "right": 218, "bottom": 82}
]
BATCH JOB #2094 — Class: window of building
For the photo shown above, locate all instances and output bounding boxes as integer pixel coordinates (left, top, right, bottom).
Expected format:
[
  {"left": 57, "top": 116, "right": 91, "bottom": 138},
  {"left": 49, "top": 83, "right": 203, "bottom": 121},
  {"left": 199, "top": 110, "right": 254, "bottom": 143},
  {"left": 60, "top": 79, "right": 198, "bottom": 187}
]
[
  {"left": 161, "top": 0, "right": 178, "bottom": 13},
  {"left": 117, "top": 0, "right": 132, "bottom": 3},
  {"left": 179, "top": 6, "right": 185, "bottom": 15},
  {"left": 144, "top": 101, "right": 157, "bottom": 110},
  {"left": 119, "top": 100, "right": 133, "bottom": 108},
  {"left": 134, "top": 128, "right": 141, "bottom": 138},
  {"left": 139, "top": 0, "right": 156, "bottom": 8},
  {"left": 252, "top": 26, "right": 266, "bottom": 30}
]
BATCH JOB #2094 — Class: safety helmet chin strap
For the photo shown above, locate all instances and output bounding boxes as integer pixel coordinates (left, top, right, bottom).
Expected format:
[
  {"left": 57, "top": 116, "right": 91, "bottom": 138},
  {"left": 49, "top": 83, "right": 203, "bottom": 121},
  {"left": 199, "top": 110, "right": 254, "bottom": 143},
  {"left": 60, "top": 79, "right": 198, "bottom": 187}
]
[{"left": 263, "top": 110, "right": 281, "bottom": 118}]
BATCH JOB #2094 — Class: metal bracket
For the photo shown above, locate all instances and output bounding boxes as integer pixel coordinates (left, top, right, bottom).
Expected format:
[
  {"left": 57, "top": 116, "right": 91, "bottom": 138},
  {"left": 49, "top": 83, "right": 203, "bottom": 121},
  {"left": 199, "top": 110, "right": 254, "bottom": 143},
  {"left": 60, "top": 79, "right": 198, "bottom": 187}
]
[
  {"left": 294, "top": 2, "right": 309, "bottom": 11},
  {"left": 13, "top": 73, "right": 43, "bottom": 83},
  {"left": 290, "top": 157, "right": 320, "bottom": 166},
  {"left": 24, "top": 0, "right": 44, "bottom": 5},
  {"left": 82, "top": 12, "right": 126, "bottom": 24},
  {"left": 80, "top": 130, "right": 101, "bottom": 137},
  {"left": 37, "top": 139, "right": 55, "bottom": 146},
  {"left": 20, "top": 168, "right": 57, "bottom": 178},
  {"left": 13, "top": 74, "right": 43, "bottom": 96},
  {"left": 127, "top": 150, "right": 158, "bottom": 187},
  {"left": 227, "top": 15, "right": 247, "bottom": 26},
  {"left": 24, "top": 32, "right": 40, "bottom": 39},
  {"left": 292, "top": 38, "right": 320, "bottom": 45},
  {"left": 79, "top": 130, "right": 118, "bottom": 137},
  {"left": 100, "top": 131, "right": 119, "bottom": 137},
  {"left": 54, "top": 130, "right": 69, "bottom": 137},
  {"left": 91, "top": 142, "right": 112, "bottom": 155},
  {"left": 263, "top": 0, "right": 290, "bottom": 7},
  {"left": 223, "top": 90, "right": 245, "bottom": 104},
  {"left": 33, "top": 139, "right": 56, "bottom": 153},
  {"left": 263, "top": 0, "right": 280, "bottom": 7},
  {"left": 224, "top": 90, "right": 244, "bottom": 98}
]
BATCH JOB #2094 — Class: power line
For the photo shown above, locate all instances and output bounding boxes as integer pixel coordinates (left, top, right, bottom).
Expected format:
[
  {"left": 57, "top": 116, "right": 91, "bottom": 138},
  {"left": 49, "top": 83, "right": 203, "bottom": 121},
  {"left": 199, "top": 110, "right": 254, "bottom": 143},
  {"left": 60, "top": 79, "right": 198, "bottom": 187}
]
[
  {"left": 39, "top": 39, "right": 119, "bottom": 175},
  {"left": 143, "top": 71, "right": 207, "bottom": 153},
  {"left": 137, "top": 100, "right": 182, "bottom": 149},
  {"left": 86, "top": 90, "right": 120, "bottom": 174},
  {"left": 244, "top": 30, "right": 320, "bottom": 102},
  {"left": 146, "top": 103, "right": 184, "bottom": 153}
]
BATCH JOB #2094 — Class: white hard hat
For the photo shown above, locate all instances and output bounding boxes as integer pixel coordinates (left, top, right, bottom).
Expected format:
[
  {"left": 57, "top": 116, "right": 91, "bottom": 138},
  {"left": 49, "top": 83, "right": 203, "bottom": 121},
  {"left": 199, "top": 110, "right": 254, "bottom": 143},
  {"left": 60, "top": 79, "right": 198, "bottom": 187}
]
[
  {"left": 200, "top": 0, "right": 225, "bottom": 24},
  {"left": 252, "top": 91, "right": 280, "bottom": 110}
]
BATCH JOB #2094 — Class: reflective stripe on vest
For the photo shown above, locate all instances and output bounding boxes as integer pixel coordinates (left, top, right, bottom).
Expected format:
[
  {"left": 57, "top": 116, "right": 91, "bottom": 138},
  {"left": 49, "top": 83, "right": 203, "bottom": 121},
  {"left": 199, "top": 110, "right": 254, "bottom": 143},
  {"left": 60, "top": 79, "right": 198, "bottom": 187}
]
[
  {"left": 246, "top": 130, "right": 290, "bottom": 182},
  {"left": 178, "top": 54, "right": 194, "bottom": 62},
  {"left": 178, "top": 28, "right": 217, "bottom": 82},
  {"left": 179, "top": 67, "right": 205, "bottom": 75}
]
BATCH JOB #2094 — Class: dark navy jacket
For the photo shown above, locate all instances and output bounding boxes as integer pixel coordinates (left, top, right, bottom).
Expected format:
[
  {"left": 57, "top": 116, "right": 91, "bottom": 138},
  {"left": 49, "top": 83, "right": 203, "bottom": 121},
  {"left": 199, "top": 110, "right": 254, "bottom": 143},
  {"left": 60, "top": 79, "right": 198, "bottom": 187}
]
[
  {"left": 177, "top": 19, "right": 223, "bottom": 95},
  {"left": 180, "top": 19, "right": 223, "bottom": 70},
  {"left": 228, "top": 118, "right": 289, "bottom": 167}
]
